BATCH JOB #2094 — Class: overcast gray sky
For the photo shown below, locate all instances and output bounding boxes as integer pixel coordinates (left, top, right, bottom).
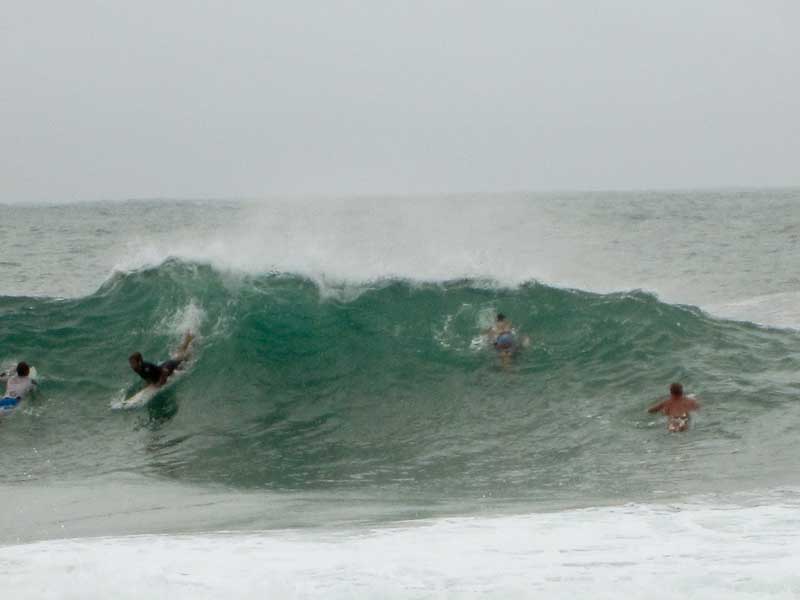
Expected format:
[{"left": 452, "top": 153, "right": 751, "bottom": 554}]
[{"left": 2, "top": 1, "right": 798, "bottom": 202}]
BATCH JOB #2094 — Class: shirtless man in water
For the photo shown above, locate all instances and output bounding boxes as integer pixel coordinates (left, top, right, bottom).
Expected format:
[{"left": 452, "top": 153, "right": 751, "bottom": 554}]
[
  {"left": 484, "top": 313, "right": 531, "bottom": 367},
  {"left": 486, "top": 313, "right": 515, "bottom": 349},
  {"left": 648, "top": 382, "right": 699, "bottom": 432}
]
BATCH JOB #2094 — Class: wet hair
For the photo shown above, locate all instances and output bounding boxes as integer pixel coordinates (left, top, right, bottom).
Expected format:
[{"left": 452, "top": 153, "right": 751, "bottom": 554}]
[
  {"left": 670, "top": 382, "right": 683, "bottom": 396},
  {"left": 497, "top": 313, "right": 506, "bottom": 321},
  {"left": 16, "top": 362, "right": 30, "bottom": 377},
  {"left": 129, "top": 352, "right": 143, "bottom": 363}
]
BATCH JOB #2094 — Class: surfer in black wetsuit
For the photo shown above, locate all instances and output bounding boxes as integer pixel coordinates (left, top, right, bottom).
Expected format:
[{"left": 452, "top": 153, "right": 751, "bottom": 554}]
[{"left": 129, "top": 332, "right": 194, "bottom": 387}]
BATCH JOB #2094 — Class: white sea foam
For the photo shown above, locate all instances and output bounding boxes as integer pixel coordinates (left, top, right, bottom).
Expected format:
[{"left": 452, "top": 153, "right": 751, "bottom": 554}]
[
  {"left": 159, "top": 300, "right": 206, "bottom": 338},
  {"left": 101, "top": 196, "right": 800, "bottom": 329},
  {"left": 112, "top": 197, "right": 559, "bottom": 288},
  {"left": 4, "top": 194, "right": 797, "bottom": 328},
  {"left": 3, "top": 495, "right": 799, "bottom": 599}
]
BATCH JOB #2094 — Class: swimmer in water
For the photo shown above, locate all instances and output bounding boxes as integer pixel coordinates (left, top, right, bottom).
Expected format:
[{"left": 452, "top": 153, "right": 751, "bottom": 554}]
[
  {"left": 487, "top": 313, "right": 514, "bottom": 347},
  {"left": 647, "top": 382, "right": 699, "bottom": 432},
  {"left": 129, "top": 332, "right": 194, "bottom": 387},
  {"left": 484, "top": 313, "right": 530, "bottom": 367},
  {"left": 1, "top": 362, "right": 38, "bottom": 412}
]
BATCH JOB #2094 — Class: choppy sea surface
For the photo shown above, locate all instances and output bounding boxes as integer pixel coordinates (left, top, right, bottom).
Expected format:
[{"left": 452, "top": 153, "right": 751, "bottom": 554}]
[{"left": 2, "top": 190, "right": 800, "bottom": 598}]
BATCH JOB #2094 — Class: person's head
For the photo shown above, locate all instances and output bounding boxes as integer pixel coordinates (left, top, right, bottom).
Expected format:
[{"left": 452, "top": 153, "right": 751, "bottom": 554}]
[
  {"left": 497, "top": 313, "right": 506, "bottom": 322},
  {"left": 129, "top": 352, "right": 143, "bottom": 370},
  {"left": 16, "top": 362, "right": 30, "bottom": 377},
  {"left": 670, "top": 382, "right": 683, "bottom": 397}
]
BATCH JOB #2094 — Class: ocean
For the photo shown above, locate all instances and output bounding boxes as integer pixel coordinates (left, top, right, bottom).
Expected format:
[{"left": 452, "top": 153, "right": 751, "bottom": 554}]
[{"left": 2, "top": 189, "right": 800, "bottom": 598}]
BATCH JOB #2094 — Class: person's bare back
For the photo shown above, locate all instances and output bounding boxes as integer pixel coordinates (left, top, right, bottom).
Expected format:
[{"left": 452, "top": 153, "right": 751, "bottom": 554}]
[{"left": 648, "top": 383, "right": 699, "bottom": 432}]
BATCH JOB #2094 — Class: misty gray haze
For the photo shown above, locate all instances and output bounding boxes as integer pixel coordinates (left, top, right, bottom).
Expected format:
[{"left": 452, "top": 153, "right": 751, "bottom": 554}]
[{"left": 2, "top": 0, "right": 798, "bottom": 203}]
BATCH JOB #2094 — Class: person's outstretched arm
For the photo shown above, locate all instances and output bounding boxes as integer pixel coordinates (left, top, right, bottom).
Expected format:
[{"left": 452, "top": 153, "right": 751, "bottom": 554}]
[{"left": 647, "top": 400, "right": 666, "bottom": 413}]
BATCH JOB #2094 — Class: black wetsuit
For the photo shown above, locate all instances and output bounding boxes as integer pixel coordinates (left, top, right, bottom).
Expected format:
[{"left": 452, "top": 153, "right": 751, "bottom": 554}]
[
  {"left": 136, "top": 360, "right": 181, "bottom": 385},
  {"left": 136, "top": 361, "right": 163, "bottom": 385}
]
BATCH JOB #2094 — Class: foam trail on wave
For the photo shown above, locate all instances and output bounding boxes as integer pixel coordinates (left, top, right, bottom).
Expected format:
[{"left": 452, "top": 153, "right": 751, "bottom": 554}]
[{"left": 159, "top": 300, "right": 206, "bottom": 337}]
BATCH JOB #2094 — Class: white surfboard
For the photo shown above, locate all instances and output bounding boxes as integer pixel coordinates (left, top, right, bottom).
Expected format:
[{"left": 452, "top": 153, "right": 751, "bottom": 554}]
[
  {"left": 111, "top": 384, "right": 160, "bottom": 411},
  {"left": 111, "top": 368, "right": 183, "bottom": 411}
]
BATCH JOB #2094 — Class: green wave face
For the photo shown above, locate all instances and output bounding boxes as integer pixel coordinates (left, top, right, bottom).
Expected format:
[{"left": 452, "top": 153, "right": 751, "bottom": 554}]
[{"left": 2, "top": 260, "right": 799, "bottom": 505}]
